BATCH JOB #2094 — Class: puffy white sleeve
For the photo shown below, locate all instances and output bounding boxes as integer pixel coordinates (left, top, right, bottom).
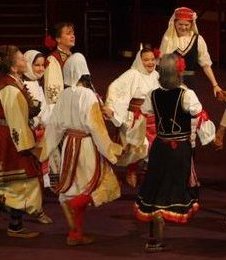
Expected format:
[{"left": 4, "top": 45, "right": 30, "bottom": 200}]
[
  {"left": 105, "top": 69, "right": 137, "bottom": 127},
  {"left": 182, "top": 89, "right": 202, "bottom": 115},
  {"left": 197, "top": 35, "right": 212, "bottom": 67},
  {"left": 182, "top": 88, "right": 215, "bottom": 145}
]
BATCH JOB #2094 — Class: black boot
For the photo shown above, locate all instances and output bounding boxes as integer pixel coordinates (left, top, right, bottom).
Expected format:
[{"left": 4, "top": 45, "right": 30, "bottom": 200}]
[
  {"left": 145, "top": 216, "right": 166, "bottom": 253},
  {"left": 7, "top": 208, "right": 39, "bottom": 238}
]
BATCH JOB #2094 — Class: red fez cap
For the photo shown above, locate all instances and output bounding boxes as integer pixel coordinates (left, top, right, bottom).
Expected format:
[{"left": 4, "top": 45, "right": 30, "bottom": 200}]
[{"left": 175, "top": 7, "right": 194, "bottom": 20}]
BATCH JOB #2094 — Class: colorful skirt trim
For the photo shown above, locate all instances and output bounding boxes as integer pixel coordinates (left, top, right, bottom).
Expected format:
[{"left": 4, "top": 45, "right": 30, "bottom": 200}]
[{"left": 134, "top": 201, "right": 199, "bottom": 224}]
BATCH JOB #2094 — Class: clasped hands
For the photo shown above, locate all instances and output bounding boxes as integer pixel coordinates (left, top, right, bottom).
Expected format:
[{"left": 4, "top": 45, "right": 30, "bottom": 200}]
[{"left": 101, "top": 106, "right": 114, "bottom": 120}]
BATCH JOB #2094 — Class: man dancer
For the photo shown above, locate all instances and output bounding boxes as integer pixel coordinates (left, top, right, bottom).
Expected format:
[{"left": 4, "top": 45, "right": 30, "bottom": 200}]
[{"left": 44, "top": 22, "right": 75, "bottom": 106}]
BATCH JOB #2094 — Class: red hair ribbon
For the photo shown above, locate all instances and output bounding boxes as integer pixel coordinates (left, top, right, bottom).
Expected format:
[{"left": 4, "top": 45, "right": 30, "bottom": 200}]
[
  {"left": 153, "top": 48, "right": 161, "bottom": 59},
  {"left": 44, "top": 34, "right": 57, "bottom": 51},
  {"left": 195, "top": 110, "right": 209, "bottom": 129},
  {"left": 176, "top": 56, "right": 186, "bottom": 73}
]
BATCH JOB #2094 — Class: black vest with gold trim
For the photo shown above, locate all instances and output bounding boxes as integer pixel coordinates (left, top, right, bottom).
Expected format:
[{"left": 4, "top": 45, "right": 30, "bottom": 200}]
[{"left": 151, "top": 88, "right": 191, "bottom": 140}]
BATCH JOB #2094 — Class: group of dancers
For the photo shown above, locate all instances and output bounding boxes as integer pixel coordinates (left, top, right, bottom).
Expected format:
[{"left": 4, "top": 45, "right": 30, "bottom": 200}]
[{"left": 0, "top": 6, "right": 225, "bottom": 252}]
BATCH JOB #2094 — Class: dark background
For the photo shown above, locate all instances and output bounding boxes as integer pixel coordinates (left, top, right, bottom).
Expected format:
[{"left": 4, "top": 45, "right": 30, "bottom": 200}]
[{"left": 1, "top": 0, "right": 226, "bottom": 64}]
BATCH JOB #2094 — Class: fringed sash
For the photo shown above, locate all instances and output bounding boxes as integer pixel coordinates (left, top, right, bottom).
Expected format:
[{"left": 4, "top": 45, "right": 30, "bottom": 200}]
[{"left": 54, "top": 129, "right": 101, "bottom": 194}]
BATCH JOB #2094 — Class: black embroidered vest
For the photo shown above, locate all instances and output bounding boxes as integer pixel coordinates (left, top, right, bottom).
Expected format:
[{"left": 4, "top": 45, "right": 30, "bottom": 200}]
[
  {"left": 174, "top": 34, "right": 198, "bottom": 72},
  {"left": 151, "top": 88, "right": 191, "bottom": 139}
]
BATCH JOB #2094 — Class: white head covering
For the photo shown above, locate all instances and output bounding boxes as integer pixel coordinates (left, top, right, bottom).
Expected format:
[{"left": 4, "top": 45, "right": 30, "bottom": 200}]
[
  {"left": 160, "top": 7, "right": 198, "bottom": 54},
  {"left": 24, "top": 50, "right": 44, "bottom": 80},
  {"left": 63, "top": 52, "right": 90, "bottom": 88},
  {"left": 131, "top": 50, "right": 153, "bottom": 75}
]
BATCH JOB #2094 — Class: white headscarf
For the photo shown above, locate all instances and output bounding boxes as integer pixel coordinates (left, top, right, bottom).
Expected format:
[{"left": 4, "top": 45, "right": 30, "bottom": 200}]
[
  {"left": 160, "top": 7, "right": 198, "bottom": 54},
  {"left": 63, "top": 52, "right": 90, "bottom": 88},
  {"left": 131, "top": 50, "right": 153, "bottom": 75},
  {"left": 24, "top": 50, "right": 43, "bottom": 80}
]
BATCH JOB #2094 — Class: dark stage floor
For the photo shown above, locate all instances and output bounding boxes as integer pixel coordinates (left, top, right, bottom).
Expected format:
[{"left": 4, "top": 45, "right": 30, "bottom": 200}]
[{"left": 0, "top": 59, "right": 226, "bottom": 259}]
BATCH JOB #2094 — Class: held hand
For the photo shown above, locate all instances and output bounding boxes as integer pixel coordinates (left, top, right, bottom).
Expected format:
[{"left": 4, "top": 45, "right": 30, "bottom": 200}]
[
  {"left": 213, "top": 85, "right": 222, "bottom": 97},
  {"left": 101, "top": 106, "right": 114, "bottom": 120},
  {"left": 35, "top": 125, "right": 45, "bottom": 140},
  {"left": 216, "top": 90, "right": 226, "bottom": 102}
]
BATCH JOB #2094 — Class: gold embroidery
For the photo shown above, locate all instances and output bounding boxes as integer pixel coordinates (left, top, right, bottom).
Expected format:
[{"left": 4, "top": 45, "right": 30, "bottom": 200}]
[
  {"left": 47, "top": 85, "right": 60, "bottom": 104},
  {"left": 12, "top": 128, "right": 19, "bottom": 145},
  {"left": 59, "top": 52, "right": 70, "bottom": 62}
]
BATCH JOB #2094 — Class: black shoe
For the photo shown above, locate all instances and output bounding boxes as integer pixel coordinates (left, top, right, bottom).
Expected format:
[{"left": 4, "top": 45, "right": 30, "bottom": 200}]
[{"left": 7, "top": 228, "right": 40, "bottom": 238}]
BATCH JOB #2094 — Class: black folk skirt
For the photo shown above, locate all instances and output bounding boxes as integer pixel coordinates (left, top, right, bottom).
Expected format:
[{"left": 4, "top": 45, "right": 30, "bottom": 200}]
[{"left": 134, "top": 137, "right": 199, "bottom": 224}]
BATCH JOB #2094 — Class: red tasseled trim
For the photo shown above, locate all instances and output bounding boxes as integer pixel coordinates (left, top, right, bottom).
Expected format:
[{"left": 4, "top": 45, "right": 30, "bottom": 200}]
[{"left": 133, "top": 202, "right": 199, "bottom": 224}]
